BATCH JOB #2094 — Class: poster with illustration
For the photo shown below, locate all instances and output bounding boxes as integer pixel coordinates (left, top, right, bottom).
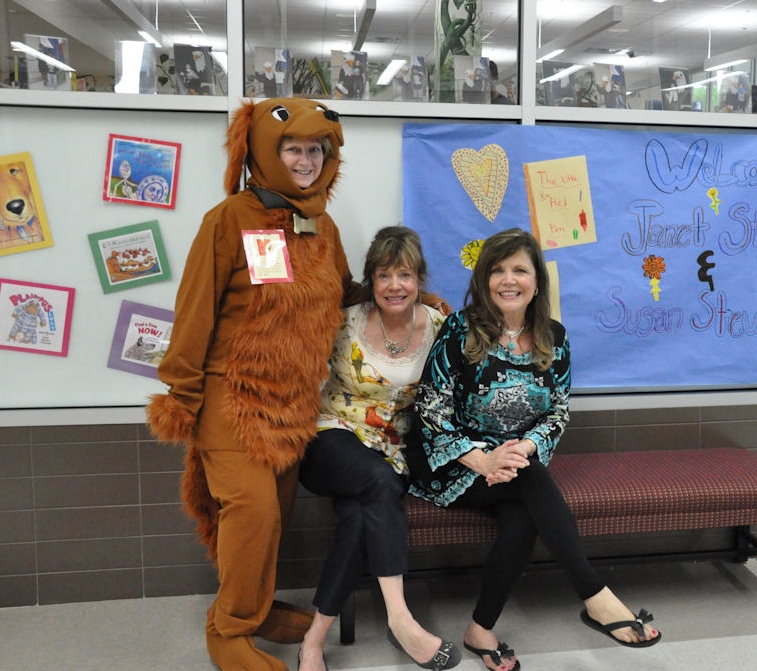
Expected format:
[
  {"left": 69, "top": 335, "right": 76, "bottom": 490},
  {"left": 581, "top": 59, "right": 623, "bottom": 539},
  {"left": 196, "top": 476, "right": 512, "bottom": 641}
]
[
  {"left": 454, "top": 56, "right": 489, "bottom": 104},
  {"left": 331, "top": 50, "right": 367, "bottom": 100},
  {"left": 0, "top": 278, "right": 74, "bottom": 356},
  {"left": 107, "top": 300, "right": 173, "bottom": 378},
  {"left": 103, "top": 134, "right": 181, "bottom": 208},
  {"left": 0, "top": 151, "right": 54, "bottom": 256},
  {"left": 659, "top": 67, "right": 692, "bottom": 111},
  {"left": 391, "top": 56, "right": 428, "bottom": 102},
  {"left": 87, "top": 220, "right": 171, "bottom": 293},
  {"left": 593, "top": 63, "right": 629, "bottom": 109},
  {"left": 252, "top": 48, "right": 292, "bottom": 98},
  {"left": 174, "top": 44, "right": 215, "bottom": 95}
]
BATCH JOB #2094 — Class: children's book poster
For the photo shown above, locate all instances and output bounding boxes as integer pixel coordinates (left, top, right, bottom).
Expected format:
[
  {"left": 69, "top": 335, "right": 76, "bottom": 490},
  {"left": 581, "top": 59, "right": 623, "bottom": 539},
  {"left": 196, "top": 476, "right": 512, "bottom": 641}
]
[
  {"left": 107, "top": 300, "right": 173, "bottom": 378},
  {"left": 103, "top": 134, "right": 181, "bottom": 209},
  {"left": 88, "top": 220, "right": 171, "bottom": 293},
  {"left": 174, "top": 44, "right": 215, "bottom": 95},
  {"left": 403, "top": 122, "right": 757, "bottom": 392},
  {"left": 0, "top": 151, "right": 54, "bottom": 256},
  {"left": 0, "top": 278, "right": 74, "bottom": 357},
  {"left": 659, "top": 67, "right": 692, "bottom": 111}
]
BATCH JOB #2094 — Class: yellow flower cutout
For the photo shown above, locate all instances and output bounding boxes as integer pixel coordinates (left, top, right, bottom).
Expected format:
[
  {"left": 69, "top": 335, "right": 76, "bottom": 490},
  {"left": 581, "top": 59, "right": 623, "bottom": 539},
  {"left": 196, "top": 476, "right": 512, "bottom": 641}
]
[{"left": 461, "top": 239, "right": 485, "bottom": 270}]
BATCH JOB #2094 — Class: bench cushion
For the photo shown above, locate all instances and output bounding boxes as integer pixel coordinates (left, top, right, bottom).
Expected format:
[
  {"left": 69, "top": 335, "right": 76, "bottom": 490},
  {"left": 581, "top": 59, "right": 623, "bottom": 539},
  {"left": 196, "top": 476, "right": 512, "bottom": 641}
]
[{"left": 404, "top": 447, "right": 757, "bottom": 546}]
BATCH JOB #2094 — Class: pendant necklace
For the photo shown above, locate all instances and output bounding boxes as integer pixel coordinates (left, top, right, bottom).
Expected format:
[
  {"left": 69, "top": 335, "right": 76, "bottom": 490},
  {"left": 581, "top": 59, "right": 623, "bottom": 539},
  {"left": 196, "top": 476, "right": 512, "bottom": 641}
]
[
  {"left": 378, "top": 305, "right": 416, "bottom": 356},
  {"left": 502, "top": 324, "right": 524, "bottom": 351}
]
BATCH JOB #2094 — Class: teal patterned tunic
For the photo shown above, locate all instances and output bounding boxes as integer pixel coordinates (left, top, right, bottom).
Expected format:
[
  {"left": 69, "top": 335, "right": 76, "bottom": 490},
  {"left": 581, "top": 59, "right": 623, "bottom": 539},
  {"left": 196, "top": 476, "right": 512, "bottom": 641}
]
[{"left": 406, "top": 310, "right": 570, "bottom": 507}]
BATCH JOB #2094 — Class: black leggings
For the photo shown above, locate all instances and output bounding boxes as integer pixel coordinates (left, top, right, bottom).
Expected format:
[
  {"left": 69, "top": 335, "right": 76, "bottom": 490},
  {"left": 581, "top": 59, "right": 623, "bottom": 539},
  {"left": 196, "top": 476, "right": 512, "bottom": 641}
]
[{"left": 451, "top": 457, "right": 605, "bottom": 629}]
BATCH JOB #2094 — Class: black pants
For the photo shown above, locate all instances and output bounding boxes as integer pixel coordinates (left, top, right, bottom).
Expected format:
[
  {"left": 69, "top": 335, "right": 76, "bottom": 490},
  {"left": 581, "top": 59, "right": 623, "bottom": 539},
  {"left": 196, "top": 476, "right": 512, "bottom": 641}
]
[
  {"left": 452, "top": 457, "right": 605, "bottom": 629},
  {"left": 299, "top": 429, "right": 408, "bottom": 616}
]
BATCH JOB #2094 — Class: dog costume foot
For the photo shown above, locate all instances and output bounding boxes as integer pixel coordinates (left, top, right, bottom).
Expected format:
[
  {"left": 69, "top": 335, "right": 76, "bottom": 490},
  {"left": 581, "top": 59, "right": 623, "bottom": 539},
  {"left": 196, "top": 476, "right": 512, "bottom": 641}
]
[
  {"left": 255, "top": 600, "right": 315, "bottom": 644},
  {"left": 207, "top": 627, "right": 288, "bottom": 671}
]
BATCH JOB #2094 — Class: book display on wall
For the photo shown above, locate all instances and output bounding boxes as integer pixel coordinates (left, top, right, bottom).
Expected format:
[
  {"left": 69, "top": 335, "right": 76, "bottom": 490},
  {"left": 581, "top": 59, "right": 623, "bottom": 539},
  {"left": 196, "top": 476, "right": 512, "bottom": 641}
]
[
  {"left": 87, "top": 220, "right": 171, "bottom": 294},
  {"left": 717, "top": 73, "right": 750, "bottom": 113},
  {"left": 174, "top": 44, "right": 215, "bottom": 95},
  {"left": 0, "top": 278, "right": 75, "bottom": 357},
  {"left": 103, "top": 134, "right": 181, "bottom": 208},
  {"left": 22, "top": 34, "right": 71, "bottom": 90},
  {"left": 331, "top": 50, "right": 367, "bottom": 100},
  {"left": 252, "top": 48, "right": 293, "bottom": 98},
  {"left": 114, "top": 41, "right": 157, "bottom": 94},
  {"left": 107, "top": 299, "right": 173, "bottom": 378},
  {"left": 0, "top": 151, "right": 54, "bottom": 256}
]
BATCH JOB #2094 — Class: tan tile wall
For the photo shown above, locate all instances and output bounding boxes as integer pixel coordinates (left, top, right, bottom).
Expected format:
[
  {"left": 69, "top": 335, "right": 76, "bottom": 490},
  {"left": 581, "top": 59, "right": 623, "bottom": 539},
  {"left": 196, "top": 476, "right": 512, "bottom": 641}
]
[{"left": 1, "top": 405, "right": 755, "bottom": 607}]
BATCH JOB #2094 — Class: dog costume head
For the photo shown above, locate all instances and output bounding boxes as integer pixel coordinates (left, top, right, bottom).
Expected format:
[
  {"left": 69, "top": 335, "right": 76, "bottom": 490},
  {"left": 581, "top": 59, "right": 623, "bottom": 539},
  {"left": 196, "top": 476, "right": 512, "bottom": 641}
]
[{"left": 224, "top": 97, "right": 344, "bottom": 219}]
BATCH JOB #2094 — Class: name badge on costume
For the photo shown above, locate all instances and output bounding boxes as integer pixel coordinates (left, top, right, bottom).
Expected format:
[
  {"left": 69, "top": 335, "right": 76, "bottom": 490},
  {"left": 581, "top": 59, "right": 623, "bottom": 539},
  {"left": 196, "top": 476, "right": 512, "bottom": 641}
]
[{"left": 242, "top": 230, "right": 294, "bottom": 284}]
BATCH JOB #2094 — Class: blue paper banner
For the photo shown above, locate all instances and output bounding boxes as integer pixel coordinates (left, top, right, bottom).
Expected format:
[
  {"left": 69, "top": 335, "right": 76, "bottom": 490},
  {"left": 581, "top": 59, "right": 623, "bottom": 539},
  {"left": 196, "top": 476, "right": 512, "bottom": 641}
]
[{"left": 403, "top": 123, "right": 757, "bottom": 392}]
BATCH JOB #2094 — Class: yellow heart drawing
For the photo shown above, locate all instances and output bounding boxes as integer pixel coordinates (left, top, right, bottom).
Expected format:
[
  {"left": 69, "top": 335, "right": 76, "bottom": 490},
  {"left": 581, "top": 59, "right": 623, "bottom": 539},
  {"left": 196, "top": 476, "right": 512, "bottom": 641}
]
[{"left": 452, "top": 144, "right": 509, "bottom": 222}]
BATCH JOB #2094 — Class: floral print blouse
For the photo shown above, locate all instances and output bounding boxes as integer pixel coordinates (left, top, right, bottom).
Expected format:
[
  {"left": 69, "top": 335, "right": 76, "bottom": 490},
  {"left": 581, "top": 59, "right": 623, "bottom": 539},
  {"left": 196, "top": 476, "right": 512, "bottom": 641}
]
[{"left": 317, "top": 302, "right": 446, "bottom": 475}]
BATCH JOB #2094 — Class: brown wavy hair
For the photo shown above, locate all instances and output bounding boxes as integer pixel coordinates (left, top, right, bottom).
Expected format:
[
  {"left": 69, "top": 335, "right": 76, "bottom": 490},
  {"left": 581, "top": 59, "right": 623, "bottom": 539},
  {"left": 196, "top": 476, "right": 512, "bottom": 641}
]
[
  {"left": 463, "top": 228, "right": 554, "bottom": 369},
  {"left": 362, "top": 225, "right": 428, "bottom": 297}
]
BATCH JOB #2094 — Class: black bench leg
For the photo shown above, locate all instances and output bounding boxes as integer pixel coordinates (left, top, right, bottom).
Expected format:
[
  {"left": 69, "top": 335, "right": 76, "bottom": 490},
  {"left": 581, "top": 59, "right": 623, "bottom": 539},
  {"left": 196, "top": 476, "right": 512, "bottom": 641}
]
[{"left": 339, "top": 591, "right": 355, "bottom": 645}]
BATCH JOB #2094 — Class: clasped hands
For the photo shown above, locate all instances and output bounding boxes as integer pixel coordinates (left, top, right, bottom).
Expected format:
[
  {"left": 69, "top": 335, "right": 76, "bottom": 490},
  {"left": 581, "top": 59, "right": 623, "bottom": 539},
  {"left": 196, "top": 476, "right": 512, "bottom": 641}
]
[{"left": 483, "top": 439, "right": 531, "bottom": 486}]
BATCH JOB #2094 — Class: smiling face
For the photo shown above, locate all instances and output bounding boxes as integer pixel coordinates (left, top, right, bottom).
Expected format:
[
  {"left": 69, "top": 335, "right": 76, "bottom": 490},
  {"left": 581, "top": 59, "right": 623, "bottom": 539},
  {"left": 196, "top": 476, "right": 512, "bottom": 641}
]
[
  {"left": 373, "top": 264, "right": 420, "bottom": 317},
  {"left": 487, "top": 248, "right": 538, "bottom": 324},
  {"left": 277, "top": 137, "right": 325, "bottom": 189}
]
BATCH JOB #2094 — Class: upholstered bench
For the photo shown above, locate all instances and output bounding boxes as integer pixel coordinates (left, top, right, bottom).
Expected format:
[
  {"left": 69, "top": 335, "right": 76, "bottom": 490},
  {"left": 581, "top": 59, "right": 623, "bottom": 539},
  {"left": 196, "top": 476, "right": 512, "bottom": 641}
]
[{"left": 339, "top": 447, "right": 757, "bottom": 643}]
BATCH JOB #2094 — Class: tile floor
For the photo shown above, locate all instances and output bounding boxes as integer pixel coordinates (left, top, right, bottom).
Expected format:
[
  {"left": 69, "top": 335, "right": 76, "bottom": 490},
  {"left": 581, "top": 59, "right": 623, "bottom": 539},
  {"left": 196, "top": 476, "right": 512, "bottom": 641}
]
[{"left": 1, "top": 559, "right": 755, "bottom": 671}]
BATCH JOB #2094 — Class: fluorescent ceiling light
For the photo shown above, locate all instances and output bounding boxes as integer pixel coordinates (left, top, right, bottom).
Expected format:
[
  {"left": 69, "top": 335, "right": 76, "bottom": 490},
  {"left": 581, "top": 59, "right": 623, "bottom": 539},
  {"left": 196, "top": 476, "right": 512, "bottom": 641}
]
[
  {"left": 540, "top": 64, "right": 585, "bottom": 84},
  {"left": 704, "top": 58, "right": 749, "bottom": 72},
  {"left": 377, "top": 59, "right": 407, "bottom": 85},
  {"left": 704, "top": 44, "right": 757, "bottom": 72},
  {"left": 353, "top": 0, "right": 376, "bottom": 51},
  {"left": 138, "top": 30, "right": 161, "bottom": 47},
  {"left": 536, "top": 49, "right": 564, "bottom": 64},
  {"left": 10, "top": 41, "right": 76, "bottom": 72}
]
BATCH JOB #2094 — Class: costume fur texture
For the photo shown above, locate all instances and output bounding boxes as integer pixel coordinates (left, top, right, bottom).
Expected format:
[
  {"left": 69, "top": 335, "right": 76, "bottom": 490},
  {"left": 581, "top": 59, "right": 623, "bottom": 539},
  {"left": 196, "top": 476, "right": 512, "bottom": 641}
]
[{"left": 146, "top": 98, "right": 350, "bottom": 561}]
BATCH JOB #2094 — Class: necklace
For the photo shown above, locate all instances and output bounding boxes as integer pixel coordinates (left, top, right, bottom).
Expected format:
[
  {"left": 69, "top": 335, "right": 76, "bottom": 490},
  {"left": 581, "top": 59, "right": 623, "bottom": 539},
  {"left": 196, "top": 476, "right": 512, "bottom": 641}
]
[
  {"left": 502, "top": 324, "right": 525, "bottom": 351},
  {"left": 378, "top": 305, "right": 416, "bottom": 356}
]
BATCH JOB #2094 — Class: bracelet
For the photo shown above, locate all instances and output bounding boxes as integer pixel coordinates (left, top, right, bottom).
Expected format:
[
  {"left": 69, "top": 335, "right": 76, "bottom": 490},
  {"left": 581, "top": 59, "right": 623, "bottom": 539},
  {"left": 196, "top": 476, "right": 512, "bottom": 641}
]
[{"left": 524, "top": 438, "right": 537, "bottom": 456}]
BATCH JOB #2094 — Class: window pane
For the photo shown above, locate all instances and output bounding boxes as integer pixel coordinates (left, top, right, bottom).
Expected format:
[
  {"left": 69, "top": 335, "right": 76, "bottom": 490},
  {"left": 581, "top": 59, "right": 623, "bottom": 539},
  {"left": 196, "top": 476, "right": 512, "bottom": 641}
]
[
  {"left": 243, "top": 0, "right": 519, "bottom": 104},
  {"left": 2, "top": 0, "right": 227, "bottom": 96},
  {"left": 535, "top": 0, "right": 757, "bottom": 112}
]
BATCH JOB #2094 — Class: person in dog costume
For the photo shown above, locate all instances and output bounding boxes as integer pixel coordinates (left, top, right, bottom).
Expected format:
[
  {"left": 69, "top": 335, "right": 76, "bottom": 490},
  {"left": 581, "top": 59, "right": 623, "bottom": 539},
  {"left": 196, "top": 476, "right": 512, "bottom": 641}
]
[{"left": 146, "top": 98, "right": 446, "bottom": 671}]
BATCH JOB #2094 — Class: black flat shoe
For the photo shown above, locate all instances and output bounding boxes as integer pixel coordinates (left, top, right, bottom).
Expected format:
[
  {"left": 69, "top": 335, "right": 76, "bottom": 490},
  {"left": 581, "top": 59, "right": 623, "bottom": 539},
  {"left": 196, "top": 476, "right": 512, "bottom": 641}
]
[
  {"left": 463, "top": 641, "right": 520, "bottom": 671},
  {"left": 580, "top": 608, "right": 662, "bottom": 648},
  {"left": 387, "top": 628, "right": 461, "bottom": 670}
]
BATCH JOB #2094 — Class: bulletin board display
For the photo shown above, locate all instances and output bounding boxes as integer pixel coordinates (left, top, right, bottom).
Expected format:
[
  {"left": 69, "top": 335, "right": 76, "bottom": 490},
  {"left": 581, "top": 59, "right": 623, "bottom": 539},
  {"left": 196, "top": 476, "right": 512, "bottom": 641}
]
[{"left": 403, "top": 123, "right": 757, "bottom": 392}]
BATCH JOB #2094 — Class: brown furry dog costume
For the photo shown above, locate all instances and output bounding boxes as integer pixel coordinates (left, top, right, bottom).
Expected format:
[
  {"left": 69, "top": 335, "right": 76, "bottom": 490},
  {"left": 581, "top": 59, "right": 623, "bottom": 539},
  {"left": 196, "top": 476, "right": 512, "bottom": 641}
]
[{"left": 146, "top": 98, "right": 363, "bottom": 671}]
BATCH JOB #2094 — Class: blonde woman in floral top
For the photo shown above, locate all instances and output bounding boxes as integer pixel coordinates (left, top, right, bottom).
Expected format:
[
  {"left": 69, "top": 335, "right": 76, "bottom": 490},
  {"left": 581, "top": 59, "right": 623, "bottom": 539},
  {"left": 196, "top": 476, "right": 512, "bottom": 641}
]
[{"left": 298, "top": 226, "right": 459, "bottom": 671}]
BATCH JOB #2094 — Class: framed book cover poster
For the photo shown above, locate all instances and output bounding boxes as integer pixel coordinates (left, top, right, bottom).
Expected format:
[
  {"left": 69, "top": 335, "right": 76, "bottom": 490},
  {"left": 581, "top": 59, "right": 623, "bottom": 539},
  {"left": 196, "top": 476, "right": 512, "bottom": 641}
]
[
  {"left": 107, "top": 300, "right": 173, "bottom": 378},
  {"left": 87, "top": 221, "right": 171, "bottom": 294},
  {"left": 0, "top": 278, "right": 74, "bottom": 357},
  {"left": 88, "top": 220, "right": 171, "bottom": 294},
  {"left": 0, "top": 151, "right": 54, "bottom": 256},
  {"left": 252, "top": 47, "right": 293, "bottom": 98},
  {"left": 103, "top": 134, "right": 181, "bottom": 209}
]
